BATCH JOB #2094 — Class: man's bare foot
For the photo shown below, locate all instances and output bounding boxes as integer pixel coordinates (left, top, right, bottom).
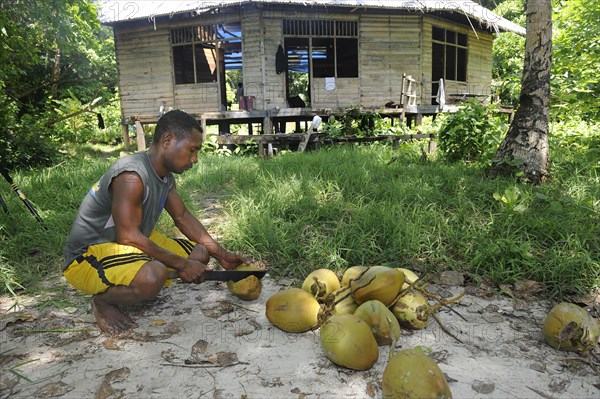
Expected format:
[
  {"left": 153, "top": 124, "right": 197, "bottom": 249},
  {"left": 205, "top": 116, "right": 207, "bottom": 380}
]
[{"left": 92, "top": 297, "right": 139, "bottom": 334}]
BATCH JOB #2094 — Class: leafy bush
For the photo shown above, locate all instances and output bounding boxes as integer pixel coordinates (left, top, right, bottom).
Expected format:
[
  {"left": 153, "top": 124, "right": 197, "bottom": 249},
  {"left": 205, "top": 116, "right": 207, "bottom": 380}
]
[
  {"left": 52, "top": 95, "right": 122, "bottom": 145},
  {"left": 437, "top": 101, "right": 508, "bottom": 163}
]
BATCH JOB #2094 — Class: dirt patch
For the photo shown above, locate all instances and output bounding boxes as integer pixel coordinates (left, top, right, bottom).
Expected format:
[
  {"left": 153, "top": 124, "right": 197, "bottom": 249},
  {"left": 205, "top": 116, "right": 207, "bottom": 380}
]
[{"left": 1, "top": 277, "right": 598, "bottom": 399}]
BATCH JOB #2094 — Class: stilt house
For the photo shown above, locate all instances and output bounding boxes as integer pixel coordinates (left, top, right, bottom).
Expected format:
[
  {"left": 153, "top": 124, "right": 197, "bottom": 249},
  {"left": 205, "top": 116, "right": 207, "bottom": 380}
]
[{"left": 99, "top": 0, "right": 524, "bottom": 139}]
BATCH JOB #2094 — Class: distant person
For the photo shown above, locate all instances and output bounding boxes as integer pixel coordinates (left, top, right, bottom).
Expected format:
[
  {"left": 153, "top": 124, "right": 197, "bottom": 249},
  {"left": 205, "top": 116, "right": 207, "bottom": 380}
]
[
  {"left": 63, "top": 110, "right": 250, "bottom": 334},
  {"left": 236, "top": 82, "right": 244, "bottom": 104}
]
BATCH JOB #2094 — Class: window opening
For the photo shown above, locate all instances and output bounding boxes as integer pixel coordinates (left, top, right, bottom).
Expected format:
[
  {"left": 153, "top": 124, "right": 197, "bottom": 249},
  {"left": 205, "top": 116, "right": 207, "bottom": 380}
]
[
  {"left": 172, "top": 23, "right": 243, "bottom": 109},
  {"left": 283, "top": 19, "right": 359, "bottom": 105},
  {"left": 431, "top": 26, "right": 468, "bottom": 104}
]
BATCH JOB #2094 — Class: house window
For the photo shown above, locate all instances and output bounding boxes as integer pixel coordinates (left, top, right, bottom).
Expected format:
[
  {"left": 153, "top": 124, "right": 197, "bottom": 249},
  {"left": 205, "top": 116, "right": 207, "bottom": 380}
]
[
  {"left": 283, "top": 19, "right": 359, "bottom": 78},
  {"left": 171, "top": 24, "right": 242, "bottom": 85},
  {"left": 432, "top": 26, "right": 468, "bottom": 104}
]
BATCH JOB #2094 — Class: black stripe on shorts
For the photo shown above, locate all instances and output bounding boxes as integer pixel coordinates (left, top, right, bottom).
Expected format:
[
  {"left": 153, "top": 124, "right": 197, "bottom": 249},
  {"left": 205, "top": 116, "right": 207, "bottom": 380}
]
[
  {"left": 173, "top": 238, "right": 195, "bottom": 255},
  {"left": 76, "top": 254, "right": 115, "bottom": 288},
  {"left": 101, "top": 253, "right": 152, "bottom": 269}
]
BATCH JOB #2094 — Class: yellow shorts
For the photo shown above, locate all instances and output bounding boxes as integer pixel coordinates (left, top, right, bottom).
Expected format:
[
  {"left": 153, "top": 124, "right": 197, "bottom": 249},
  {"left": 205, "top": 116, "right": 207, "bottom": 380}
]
[{"left": 63, "top": 230, "right": 197, "bottom": 295}]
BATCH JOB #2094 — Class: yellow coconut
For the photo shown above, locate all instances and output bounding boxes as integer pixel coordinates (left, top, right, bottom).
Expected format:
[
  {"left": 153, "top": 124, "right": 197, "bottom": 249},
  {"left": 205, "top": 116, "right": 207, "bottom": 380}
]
[
  {"left": 382, "top": 348, "right": 452, "bottom": 399},
  {"left": 354, "top": 300, "right": 401, "bottom": 346},
  {"left": 341, "top": 266, "right": 368, "bottom": 287},
  {"left": 391, "top": 290, "right": 431, "bottom": 330},
  {"left": 265, "top": 288, "right": 322, "bottom": 333},
  {"left": 543, "top": 302, "right": 600, "bottom": 352},
  {"left": 226, "top": 264, "right": 262, "bottom": 301},
  {"left": 301, "top": 269, "right": 341, "bottom": 301},
  {"left": 329, "top": 288, "right": 359, "bottom": 316},
  {"left": 320, "top": 314, "right": 379, "bottom": 370},
  {"left": 349, "top": 266, "right": 404, "bottom": 306},
  {"left": 397, "top": 268, "right": 420, "bottom": 290}
]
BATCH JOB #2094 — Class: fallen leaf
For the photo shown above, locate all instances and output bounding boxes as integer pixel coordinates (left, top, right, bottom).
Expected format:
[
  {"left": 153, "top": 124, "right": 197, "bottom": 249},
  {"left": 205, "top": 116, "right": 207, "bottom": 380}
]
[
  {"left": 102, "top": 338, "right": 123, "bottom": 351},
  {"left": 0, "top": 312, "right": 36, "bottom": 331},
  {"left": 151, "top": 319, "right": 167, "bottom": 327},
  {"left": 104, "top": 367, "right": 130, "bottom": 384},
  {"left": 34, "top": 381, "right": 74, "bottom": 398},
  {"left": 214, "top": 351, "right": 238, "bottom": 367}
]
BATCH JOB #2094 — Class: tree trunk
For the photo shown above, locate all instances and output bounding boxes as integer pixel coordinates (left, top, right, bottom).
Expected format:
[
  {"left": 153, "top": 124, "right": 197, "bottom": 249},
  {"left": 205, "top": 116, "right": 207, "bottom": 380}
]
[
  {"left": 489, "top": 0, "right": 552, "bottom": 185},
  {"left": 51, "top": 36, "right": 61, "bottom": 99}
]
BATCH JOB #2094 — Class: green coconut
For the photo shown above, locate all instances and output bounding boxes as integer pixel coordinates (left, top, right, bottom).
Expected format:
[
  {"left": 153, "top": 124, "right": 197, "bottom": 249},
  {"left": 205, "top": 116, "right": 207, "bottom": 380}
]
[
  {"left": 301, "top": 269, "right": 341, "bottom": 301},
  {"left": 349, "top": 266, "right": 404, "bottom": 306},
  {"left": 341, "top": 266, "right": 368, "bottom": 287},
  {"left": 391, "top": 290, "right": 431, "bottom": 330},
  {"left": 329, "top": 288, "right": 359, "bottom": 316},
  {"left": 397, "top": 267, "right": 420, "bottom": 290},
  {"left": 226, "top": 264, "right": 262, "bottom": 301},
  {"left": 320, "top": 314, "right": 379, "bottom": 371},
  {"left": 266, "top": 288, "right": 322, "bottom": 333},
  {"left": 382, "top": 348, "right": 453, "bottom": 399},
  {"left": 543, "top": 302, "right": 600, "bottom": 352},
  {"left": 353, "top": 300, "right": 401, "bottom": 346}
]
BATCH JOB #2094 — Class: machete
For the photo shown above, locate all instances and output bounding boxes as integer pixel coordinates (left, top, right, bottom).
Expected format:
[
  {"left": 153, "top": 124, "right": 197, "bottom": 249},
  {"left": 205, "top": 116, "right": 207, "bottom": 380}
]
[{"left": 168, "top": 269, "right": 267, "bottom": 282}]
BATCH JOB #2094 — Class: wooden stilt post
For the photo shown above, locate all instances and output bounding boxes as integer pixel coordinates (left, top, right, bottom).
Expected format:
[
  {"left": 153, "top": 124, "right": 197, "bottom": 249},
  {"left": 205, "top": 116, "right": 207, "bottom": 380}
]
[
  {"left": 134, "top": 120, "right": 146, "bottom": 151},
  {"left": 121, "top": 123, "right": 130, "bottom": 151}
]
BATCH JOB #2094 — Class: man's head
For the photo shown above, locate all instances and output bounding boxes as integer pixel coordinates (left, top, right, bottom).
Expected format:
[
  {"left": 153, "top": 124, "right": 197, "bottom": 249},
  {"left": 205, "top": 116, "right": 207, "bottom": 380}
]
[
  {"left": 153, "top": 109, "right": 203, "bottom": 144},
  {"left": 152, "top": 110, "right": 203, "bottom": 175}
]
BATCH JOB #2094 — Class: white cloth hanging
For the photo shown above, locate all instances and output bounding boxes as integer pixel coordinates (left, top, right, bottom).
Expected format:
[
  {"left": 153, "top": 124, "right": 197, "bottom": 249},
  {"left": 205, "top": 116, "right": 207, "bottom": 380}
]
[{"left": 436, "top": 78, "right": 446, "bottom": 110}]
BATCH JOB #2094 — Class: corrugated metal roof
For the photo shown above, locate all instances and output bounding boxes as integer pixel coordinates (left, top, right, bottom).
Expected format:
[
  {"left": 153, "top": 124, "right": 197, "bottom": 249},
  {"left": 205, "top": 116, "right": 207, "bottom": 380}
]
[{"left": 98, "top": 0, "right": 525, "bottom": 35}]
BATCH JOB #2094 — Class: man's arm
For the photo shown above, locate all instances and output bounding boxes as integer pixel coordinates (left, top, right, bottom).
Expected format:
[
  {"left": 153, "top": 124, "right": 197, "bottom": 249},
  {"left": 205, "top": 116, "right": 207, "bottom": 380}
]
[
  {"left": 164, "top": 184, "right": 249, "bottom": 270},
  {"left": 111, "top": 172, "right": 204, "bottom": 281}
]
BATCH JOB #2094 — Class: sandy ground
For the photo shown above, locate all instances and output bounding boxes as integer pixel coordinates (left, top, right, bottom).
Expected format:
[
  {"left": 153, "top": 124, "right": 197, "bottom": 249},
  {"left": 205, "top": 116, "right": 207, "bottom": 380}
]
[{"left": 0, "top": 274, "right": 598, "bottom": 399}]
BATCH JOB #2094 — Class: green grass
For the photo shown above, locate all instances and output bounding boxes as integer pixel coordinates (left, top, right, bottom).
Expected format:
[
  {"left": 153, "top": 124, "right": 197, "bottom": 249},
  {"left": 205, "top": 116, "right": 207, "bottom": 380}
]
[{"left": 1, "top": 125, "right": 598, "bottom": 300}]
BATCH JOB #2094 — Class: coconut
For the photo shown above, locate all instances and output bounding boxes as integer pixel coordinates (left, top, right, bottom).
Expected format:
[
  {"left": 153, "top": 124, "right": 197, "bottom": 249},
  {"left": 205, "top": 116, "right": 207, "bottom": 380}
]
[
  {"left": 397, "top": 267, "right": 420, "bottom": 290},
  {"left": 391, "top": 290, "right": 431, "bottom": 330},
  {"left": 354, "top": 300, "right": 401, "bottom": 346},
  {"left": 349, "top": 266, "right": 404, "bottom": 306},
  {"left": 301, "top": 269, "right": 341, "bottom": 301},
  {"left": 382, "top": 348, "right": 452, "bottom": 399},
  {"left": 319, "top": 314, "right": 379, "bottom": 370},
  {"left": 265, "top": 288, "right": 322, "bottom": 333},
  {"left": 226, "top": 264, "right": 262, "bottom": 301},
  {"left": 341, "top": 266, "right": 368, "bottom": 287},
  {"left": 543, "top": 302, "right": 600, "bottom": 352},
  {"left": 329, "top": 288, "right": 359, "bottom": 316}
]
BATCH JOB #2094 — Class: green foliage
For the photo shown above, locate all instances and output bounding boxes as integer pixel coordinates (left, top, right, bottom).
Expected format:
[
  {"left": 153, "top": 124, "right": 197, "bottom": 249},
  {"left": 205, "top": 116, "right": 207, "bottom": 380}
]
[
  {"left": 321, "top": 107, "right": 409, "bottom": 138},
  {"left": 1, "top": 130, "right": 598, "bottom": 299},
  {"left": 0, "top": 0, "right": 117, "bottom": 169},
  {"left": 491, "top": 0, "right": 525, "bottom": 106},
  {"left": 492, "top": 0, "right": 600, "bottom": 121},
  {"left": 552, "top": 0, "right": 600, "bottom": 120},
  {"left": 437, "top": 101, "right": 507, "bottom": 162}
]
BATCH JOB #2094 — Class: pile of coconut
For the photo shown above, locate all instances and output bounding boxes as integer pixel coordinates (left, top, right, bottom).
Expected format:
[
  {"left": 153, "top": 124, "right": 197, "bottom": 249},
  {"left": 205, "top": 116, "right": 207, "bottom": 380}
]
[{"left": 226, "top": 265, "right": 600, "bottom": 399}]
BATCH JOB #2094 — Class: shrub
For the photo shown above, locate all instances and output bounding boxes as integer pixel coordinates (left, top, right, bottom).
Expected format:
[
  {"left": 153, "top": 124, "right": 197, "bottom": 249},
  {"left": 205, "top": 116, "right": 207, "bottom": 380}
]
[{"left": 437, "top": 101, "right": 507, "bottom": 163}]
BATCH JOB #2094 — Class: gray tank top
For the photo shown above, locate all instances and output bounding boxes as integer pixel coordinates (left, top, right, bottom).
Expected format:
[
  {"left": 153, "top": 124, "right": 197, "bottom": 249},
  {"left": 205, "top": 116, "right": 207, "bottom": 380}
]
[{"left": 63, "top": 152, "right": 174, "bottom": 268}]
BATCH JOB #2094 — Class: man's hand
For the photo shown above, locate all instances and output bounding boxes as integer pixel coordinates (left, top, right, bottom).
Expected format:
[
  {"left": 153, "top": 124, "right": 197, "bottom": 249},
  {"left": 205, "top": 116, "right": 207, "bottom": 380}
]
[
  {"left": 218, "top": 250, "right": 252, "bottom": 270},
  {"left": 178, "top": 259, "right": 210, "bottom": 283}
]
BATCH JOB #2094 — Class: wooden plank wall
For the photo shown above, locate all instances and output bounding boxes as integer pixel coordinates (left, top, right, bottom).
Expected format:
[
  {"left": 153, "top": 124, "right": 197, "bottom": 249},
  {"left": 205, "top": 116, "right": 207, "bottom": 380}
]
[
  {"left": 359, "top": 15, "right": 422, "bottom": 108},
  {"left": 114, "top": 9, "right": 241, "bottom": 119},
  {"left": 114, "top": 25, "right": 174, "bottom": 118},
  {"left": 421, "top": 17, "right": 493, "bottom": 104}
]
